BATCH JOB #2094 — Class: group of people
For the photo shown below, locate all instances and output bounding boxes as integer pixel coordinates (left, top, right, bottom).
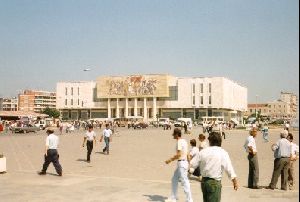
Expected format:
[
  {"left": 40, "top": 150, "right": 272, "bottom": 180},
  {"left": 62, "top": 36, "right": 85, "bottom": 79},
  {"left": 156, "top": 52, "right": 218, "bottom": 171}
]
[
  {"left": 38, "top": 124, "right": 113, "bottom": 176},
  {"left": 35, "top": 121, "right": 298, "bottom": 202},
  {"left": 244, "top": 128, "right": 299, "bottom": 190},
  {"left": 165, "top": 128, "right": 237, "bottom": 202}
]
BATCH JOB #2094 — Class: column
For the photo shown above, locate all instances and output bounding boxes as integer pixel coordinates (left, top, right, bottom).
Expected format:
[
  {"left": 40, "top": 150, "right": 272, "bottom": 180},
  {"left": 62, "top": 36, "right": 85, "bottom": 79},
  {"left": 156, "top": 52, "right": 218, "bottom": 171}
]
[
  {"left": 125, "top": 98, "right": 128, "bottom": 118},
  {"left": 134, "top": 98, "right": 138, "bottom": 117},
  {"left": 152, "top": 97, "right": 157, "bottom": 120},
  {"left": 143, "top": 98, "right": 147, "bottom": 121},
  {"left": 116, "top": 98, "right": 120, "bottom": 118},
  {"left": 107, "top": 98, "right": 111, "bottom": 118}
]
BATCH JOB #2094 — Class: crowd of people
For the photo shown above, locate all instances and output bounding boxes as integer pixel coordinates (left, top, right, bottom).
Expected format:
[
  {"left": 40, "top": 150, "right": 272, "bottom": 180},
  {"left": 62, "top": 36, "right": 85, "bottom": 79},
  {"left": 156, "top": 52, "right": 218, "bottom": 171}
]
[
  {"left": 163, "top": 125, "right": 298, "bottom": 202},
  {"left": 1, "top": 117, "right": 298, "bottom": 202}
]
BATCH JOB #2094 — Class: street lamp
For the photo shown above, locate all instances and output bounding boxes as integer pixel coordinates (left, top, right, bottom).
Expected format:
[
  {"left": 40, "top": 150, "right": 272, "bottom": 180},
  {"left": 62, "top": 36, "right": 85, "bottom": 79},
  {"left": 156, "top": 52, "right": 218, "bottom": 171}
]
[{"left": 255, "top": 95, "right": 258, "bottom": 116}]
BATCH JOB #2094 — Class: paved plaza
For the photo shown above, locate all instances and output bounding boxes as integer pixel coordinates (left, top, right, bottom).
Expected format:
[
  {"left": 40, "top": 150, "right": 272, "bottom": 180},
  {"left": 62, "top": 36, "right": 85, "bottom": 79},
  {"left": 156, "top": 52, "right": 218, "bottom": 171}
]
[{"left": 0, "top": 127, "right": 299, "bottom": 202}]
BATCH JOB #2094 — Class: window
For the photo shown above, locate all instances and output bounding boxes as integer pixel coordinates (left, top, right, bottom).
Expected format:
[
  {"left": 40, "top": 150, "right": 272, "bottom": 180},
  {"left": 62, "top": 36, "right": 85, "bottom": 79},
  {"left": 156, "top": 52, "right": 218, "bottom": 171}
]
[
  {"left": 200, "top": 96, "right": 203, "bottom": 105},
  {"left": 78, "top": 87, "right": 80, "bottom": 95},
  {"left": 192, "top": 96, "right": 195, "bottom": 105},
  {"left": 78, "top": 99, "right": 80, "bottom": 106},
  {"left": 209, "top": 83, "right": 212, "bottom": 93},
  {"left": 71, "top": 99, "right": 73, "bottom": 105},
  {"left": 200, "top": 83, "right": 203, "bottom": 93},
  {"left": 65, "top": 99, "right": 67, "bottom": 105},
  {"left": 250, "top": 109, "right": 252, "bottom": 113},
  {"left": 65, "top": 87, "right": 68, "bottom": 96},
  {"left": 192, "top": 83, "right": 195, "bottom": 94},
  {"left": 71, "top": 87, "right": 73, "bottom": 96},
  {"left": 209, "top": 95, "right": 211, "bottom": 104}
]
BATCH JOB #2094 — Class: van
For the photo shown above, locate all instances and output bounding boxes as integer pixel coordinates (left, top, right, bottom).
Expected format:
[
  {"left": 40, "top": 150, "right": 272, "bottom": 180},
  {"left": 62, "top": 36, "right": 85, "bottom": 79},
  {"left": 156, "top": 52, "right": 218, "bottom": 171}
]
[
  {"left": 177, "top": 118, "right": 193, "bottom": 124},
  {"left": 35, "top": 120, "right": 46, "bottom": 130},
  {"left": 158, "top": 118, "right": 170, "bottom": 127}
]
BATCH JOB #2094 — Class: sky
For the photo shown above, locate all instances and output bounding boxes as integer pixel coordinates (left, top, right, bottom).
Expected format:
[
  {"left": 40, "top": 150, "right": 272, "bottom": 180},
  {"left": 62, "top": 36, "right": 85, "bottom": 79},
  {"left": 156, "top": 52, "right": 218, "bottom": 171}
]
[{"left": 0, "top": 0, "right": 298, "bottom": 103}]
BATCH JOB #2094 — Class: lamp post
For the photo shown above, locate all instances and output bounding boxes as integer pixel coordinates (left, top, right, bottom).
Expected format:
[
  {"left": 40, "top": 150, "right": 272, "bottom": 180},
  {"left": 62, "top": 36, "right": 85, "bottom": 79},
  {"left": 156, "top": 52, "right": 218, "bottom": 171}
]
[{"left": 255, "top": 95, "right": 258, "bottom": 116}]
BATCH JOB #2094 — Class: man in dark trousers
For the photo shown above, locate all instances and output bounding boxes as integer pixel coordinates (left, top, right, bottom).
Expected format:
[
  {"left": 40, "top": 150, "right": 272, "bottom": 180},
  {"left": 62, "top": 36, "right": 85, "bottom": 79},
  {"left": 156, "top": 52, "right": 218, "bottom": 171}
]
[
  {"left": 244, "top": 129, "right": 261, "bottom": 189},
  {"left": 38, "top": 128, "right": 62, "bottom": 176},
  {"left": 82, "top": 125, "right": 96, "bottom": 163},
  {"left": 266, "top": 130, "right": 291, "bottom": 190}
]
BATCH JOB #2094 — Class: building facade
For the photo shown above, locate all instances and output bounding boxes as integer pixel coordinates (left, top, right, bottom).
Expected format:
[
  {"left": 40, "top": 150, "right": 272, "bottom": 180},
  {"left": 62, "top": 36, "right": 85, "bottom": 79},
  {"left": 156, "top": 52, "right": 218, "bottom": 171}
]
[
  {"left": 1, "top": 97, "right": 18, "bottom": 111},
  {"left": 57, "top": 75, "right": 247, "bottom": 123},
  {"left": 246, "top": 92, "right": 298, "bottom": 119},
  {"left": 18, "top": 90, "right": 56, "bottom": 113}
]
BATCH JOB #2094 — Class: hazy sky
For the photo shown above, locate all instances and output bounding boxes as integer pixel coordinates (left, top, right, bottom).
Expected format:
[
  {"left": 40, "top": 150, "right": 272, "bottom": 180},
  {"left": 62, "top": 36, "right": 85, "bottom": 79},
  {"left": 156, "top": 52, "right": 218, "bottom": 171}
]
[{"left": 0, "top": 0, "right": 298, "bottom": 103}]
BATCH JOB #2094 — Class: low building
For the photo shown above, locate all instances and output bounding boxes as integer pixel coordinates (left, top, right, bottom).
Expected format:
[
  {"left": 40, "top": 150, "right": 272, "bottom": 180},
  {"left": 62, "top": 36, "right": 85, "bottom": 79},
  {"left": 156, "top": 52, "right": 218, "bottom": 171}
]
[
  {"left": 247, "top": 92, "right": 298, "bottom": 119},
  {"left": 56, "top": 74, "right": 247, "bottom": 123}
]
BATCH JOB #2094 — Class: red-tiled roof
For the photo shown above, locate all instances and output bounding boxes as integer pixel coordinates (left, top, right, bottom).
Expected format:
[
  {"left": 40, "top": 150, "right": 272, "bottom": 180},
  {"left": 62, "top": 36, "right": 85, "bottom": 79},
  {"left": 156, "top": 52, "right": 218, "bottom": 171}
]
[{"left": 248, "top": 104, "right": 268, "bottom": 108}]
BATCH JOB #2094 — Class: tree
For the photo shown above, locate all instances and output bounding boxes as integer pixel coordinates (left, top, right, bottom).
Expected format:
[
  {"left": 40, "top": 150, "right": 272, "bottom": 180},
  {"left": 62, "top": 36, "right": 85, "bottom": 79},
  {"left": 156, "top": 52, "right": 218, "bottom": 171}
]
[{"left": 42, "top": 107, "right": 60, "bottom": 118}]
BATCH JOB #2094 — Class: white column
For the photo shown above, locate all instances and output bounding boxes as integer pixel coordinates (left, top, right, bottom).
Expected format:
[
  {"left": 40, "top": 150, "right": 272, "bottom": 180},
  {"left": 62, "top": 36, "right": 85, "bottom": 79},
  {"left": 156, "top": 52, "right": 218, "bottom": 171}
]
[
  {"left": 152, "top": 97, "right": 157, "bottom": 120},
  {"left": 107, "top": 98, "right": 111, "bottom": 118},
  {"left": 116, "top": 98, "right": 120, "bottom": 118},
  {"left": 134, "top": 98, "right": 138, "bottom": 117},
  {"left": 125, "top": 98, "right": 128, "bottom": 118},
  {"left": 143, "top": 98, "right": 147, "bottom": 121}
]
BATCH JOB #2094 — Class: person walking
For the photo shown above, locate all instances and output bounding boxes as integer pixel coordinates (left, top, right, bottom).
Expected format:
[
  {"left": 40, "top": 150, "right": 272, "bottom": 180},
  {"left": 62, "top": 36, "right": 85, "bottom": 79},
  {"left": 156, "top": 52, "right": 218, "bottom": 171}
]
[
  {"left": 261, "top": 124, "right": 269, "bottom": 142},
  {"left": 287, "top": 133, "right": 299, "bottom": 190},
  {"left": 189, "top": 132, "right": 238, "bottom": 202},
  {"left": 165, "top": 128, "right": 193, "bottom": 202},
  {"left": 38, "top": 128, "right": 62, "bottom": 176},
  {"left": 188, "top": 139, "right": 200, "bottom": 179},
  {"left": 244, "top": 129, "right": 261, "bottom": 189},
  {"left": 82, "top": 125, "right": 96, "bottom": 163},
  {"left": 266, "top": 130, "right": 291, "bottom": 190},
  {"left": 100, "top": 124, "right": 112, "bottom": 155}
]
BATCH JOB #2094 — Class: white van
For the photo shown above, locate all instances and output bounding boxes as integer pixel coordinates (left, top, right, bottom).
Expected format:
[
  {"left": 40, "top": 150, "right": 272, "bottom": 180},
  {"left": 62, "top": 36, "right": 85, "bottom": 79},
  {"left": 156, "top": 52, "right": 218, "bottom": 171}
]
[
  {"left": 177, "top": 118, "right": 193, "bottom": 124},
  {"left": 35, "top": 120, "right": 46, "bottom": 130},
  {"left": 158, "top": 118, "right": 170, "bottom": 127}
]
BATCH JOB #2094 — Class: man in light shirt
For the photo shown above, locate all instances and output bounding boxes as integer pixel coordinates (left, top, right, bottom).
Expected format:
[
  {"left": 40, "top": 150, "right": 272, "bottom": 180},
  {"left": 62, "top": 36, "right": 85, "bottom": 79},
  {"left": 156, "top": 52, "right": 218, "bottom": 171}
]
[
  {"left": 38, "top": 128, "right": 62, "bottom": 176},
  {"left": 82, "top": 125, "right": 96, "bottom": 163},
  {"left": 287, "top": 133, "right": 298, "bottom": 190},
  {"left": 244, "top": 129, "right": 261, "bottom": 189},
  {"left": 190, "top": 132, "right": 238, "bottom": 202},
  {"left": 100, "top": 124, "right": 112, "bottom": 155},
  {"left": 165, "top": 128, "right": 193, "bottom": 202},
  {"left": 266, "top": 130, "right": 291, "bottom": 190}
]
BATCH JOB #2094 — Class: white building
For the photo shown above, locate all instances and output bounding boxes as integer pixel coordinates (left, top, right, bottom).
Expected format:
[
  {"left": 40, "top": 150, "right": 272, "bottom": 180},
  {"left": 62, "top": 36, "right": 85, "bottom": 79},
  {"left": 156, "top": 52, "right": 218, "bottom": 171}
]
[{"left": 56, "top": 75, "right": 247, "bottom": 123}]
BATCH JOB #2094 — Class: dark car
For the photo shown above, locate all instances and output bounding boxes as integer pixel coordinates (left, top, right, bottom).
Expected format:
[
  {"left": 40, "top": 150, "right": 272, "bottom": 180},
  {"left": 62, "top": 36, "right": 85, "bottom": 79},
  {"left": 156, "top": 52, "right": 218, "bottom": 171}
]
[
  {"left": 12, "top": 125, "right": 40, "bottom": 133},
  {"left": 133, "top": 122, "right": 148, "bottom": 129}
]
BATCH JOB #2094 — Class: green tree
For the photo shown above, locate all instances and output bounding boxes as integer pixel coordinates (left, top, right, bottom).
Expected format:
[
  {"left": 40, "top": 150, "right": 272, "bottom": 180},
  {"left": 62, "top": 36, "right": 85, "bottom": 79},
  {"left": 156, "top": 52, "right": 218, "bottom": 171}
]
[{"left": 42, "top": 107, "right": 60, "bottom": 118}]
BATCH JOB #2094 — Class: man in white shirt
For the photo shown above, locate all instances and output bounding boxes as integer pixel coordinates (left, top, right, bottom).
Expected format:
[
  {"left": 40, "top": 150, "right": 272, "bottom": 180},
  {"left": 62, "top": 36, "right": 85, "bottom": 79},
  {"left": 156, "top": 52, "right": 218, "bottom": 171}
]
[
  {"left": 100, "top": 124, "right": 112, "bottom": 155},
  {"left": 244, "top": 129, "right": 261, "bottom": 189},
  {"left": 190, "top": 132, "right": 238, "bottom": 202},
  {"left": 287, "top": 133, "right": 298, "bottom": 190},
  {"left": 38, "top": 128, "right": 62, "bottom": 176},
  {"left": 82, "top": 125, "right": 96, "bottom": 163},
  {"left": 165, "top": 128, "right": 193, "bottom": 202}
]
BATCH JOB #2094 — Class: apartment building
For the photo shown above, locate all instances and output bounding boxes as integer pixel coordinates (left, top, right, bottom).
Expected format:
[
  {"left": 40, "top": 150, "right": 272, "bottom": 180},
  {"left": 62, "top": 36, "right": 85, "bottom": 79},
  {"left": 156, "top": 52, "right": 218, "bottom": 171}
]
[
  {"left": 1, "top": 97, "right": 18, "bottom": 111},
  {"left": 247, "top": 92, "right": 298, "bottom": 119},
  {"left": 18, "top": 90, "right": 56, "bottom": 113}
]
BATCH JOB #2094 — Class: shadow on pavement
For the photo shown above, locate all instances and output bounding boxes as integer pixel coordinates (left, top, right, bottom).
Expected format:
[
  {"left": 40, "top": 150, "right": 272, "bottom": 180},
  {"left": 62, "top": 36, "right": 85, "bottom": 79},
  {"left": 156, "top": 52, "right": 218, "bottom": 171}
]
[{"left": 143, "top": 194, "right": 167, "bottom": 202}]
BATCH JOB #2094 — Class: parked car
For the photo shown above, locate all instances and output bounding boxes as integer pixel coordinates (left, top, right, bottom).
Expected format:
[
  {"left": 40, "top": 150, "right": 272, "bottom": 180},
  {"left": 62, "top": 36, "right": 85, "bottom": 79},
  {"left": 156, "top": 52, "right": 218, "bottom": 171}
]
[
  {"left": 174, "top": 121, "right": 182, "bottom": 127},
  {"left": 133, "top": 122, "right": 148, "bottom": 129},
  {"left": 12, "top": 125, "right": 40, "bottom": 133}
]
